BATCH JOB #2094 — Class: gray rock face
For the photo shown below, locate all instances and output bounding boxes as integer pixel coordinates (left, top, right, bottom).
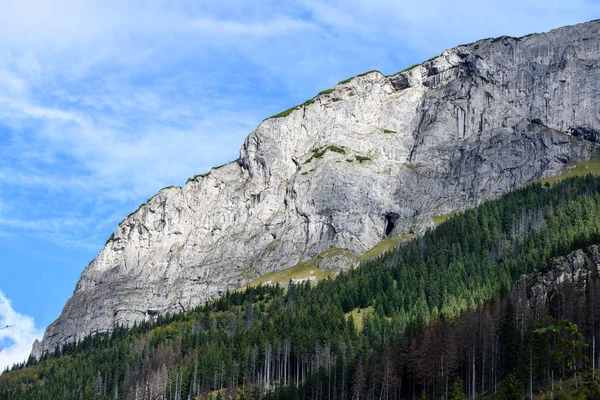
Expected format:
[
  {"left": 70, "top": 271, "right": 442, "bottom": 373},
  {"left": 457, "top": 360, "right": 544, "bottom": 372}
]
[
  {"left": 34, "top": 20, "right": 600, "bottom": 357},
  {"left": 512, "top": 245, "right": 600, "bottom": 322}
]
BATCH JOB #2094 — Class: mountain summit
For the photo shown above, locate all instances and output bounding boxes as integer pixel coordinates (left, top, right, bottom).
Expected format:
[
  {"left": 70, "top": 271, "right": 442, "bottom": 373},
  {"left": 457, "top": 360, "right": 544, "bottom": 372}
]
[{"left": 34, "top": 19, "right": 600, "bottom": 357}]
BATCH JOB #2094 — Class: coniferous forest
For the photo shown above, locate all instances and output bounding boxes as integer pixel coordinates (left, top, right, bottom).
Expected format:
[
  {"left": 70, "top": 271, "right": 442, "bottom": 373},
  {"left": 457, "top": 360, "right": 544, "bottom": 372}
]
[{"left": 3, "top": 176, "right": 600, "bottom": 399}]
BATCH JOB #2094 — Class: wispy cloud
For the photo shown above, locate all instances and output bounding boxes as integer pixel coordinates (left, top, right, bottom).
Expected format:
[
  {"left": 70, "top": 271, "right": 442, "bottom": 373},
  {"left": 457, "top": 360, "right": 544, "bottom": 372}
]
[{"left": 0, "top": 290, "right": 43, "bottom": 373}]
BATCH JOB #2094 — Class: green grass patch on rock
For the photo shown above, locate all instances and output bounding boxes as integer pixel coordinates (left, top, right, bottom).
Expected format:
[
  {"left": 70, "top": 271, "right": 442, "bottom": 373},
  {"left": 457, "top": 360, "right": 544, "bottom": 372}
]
[
  {"left": 356, "top": 70, "right": 381, "bottom": 77},
  {"left": 391, "top": 55, "right": 438, "bottom": 76},
  {"left": 125, "top": 202, "right": 147, "bottom": 220},
  {"left": 318, "top": 88, "right": 334, "bottom": 95},
  {"left": 186, "top": 163, "right": 231, "bottom": 183},
  {"left": 359, "top": 234, "right": 413, "bottom": 262},
  {"left": 247, "top": 259, "right": 333, "bottom": 288},
  {"left": 539, "top": 160, "right": 600, "bottom": 186},
  {"left": 105, "top": 232, "right": 115, "bottom": 245},
  {"left": 187, "top": 172, "right": 209, "bottom": 183},
  {"left": 315, "top": 247, "right": 356, "bottom": 260},
  {"left": 337, "top": 70, "right": 382, "bottom": 86},
  {"left": 246, "top": 247, "right": 362, "bottom": 289},
  {"left": 432, "top": 212, "right": 458, "bottom": 226},
  {"left": 400, "top": 63, "right": 420, "bottom": 73},
  {"left": 305, "top": 145, "right": 346, "bottom": 164},
  {"left": 328, "top": 145, "right": 346, "bottom": 154},
  {"left": 268, "top": 105, "right": 300, "bottom": 119},
  {"left": 267, "top": 99, "right": 316, "bottom": 120}
]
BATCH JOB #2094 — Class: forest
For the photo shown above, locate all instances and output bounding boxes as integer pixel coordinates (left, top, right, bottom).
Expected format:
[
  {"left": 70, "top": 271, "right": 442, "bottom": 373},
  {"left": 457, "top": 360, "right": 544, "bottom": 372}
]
[{"left": 3, "top": 176, "right": 600, "bottom": 400}]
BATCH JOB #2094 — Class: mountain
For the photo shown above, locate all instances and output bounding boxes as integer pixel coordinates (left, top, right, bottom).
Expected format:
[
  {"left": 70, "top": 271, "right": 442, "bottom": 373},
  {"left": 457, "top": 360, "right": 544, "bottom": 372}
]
[
  {"left": 6, "top": 175, "right": 600, "bottom": 399},
  {"left": 34, "top": 19, "right": 600, "bottom": 357}
]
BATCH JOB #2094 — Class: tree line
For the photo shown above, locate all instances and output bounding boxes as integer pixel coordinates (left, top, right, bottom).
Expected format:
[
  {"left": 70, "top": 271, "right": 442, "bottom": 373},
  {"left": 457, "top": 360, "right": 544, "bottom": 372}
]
[{"left": 3, "top": 176, "right": 600, "bottom": 399}]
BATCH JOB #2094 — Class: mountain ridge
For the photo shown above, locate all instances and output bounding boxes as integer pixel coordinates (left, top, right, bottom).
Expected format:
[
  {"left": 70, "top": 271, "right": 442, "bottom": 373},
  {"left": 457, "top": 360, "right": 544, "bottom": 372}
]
[{"left": 34, "top": 18, "right": 600, "bottom": 358}]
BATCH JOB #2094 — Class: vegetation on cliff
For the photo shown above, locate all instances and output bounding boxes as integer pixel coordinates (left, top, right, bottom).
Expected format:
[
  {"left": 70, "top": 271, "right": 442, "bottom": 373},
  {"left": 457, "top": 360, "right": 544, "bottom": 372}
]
[{"left": 4, "top": 176, "right": 600, "bottom": 399}]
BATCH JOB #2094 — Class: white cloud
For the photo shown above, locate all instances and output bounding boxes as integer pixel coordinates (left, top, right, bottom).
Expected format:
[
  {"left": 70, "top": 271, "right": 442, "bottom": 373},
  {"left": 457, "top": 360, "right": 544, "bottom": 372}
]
[{"left": 0, "top": 290, "right": 43, "bottom": 373}]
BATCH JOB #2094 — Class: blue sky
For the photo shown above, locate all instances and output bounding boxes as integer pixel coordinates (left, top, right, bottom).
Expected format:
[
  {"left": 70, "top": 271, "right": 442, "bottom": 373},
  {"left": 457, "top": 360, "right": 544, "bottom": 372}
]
[{"left": 0, "top": 0, "right": 599, "bottom": 370}]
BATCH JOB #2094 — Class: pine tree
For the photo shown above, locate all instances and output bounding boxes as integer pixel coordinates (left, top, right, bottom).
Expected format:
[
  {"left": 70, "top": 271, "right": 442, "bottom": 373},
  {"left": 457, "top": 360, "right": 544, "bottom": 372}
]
[
  {"left": 500, "top": 374, "right": 521, "bottom": 400},
  {"left": 448, "top": 376, "right": 467, "bottom": 400}
]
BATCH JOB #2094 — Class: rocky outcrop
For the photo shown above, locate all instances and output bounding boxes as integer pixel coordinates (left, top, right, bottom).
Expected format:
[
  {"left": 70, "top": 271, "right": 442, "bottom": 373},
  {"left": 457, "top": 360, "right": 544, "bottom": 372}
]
[
  {"left": 512, "top": 245, "right": 600, "bottom": 324},
  {"left": 34, "top": 20, "right": 600, "bottom": 357}
]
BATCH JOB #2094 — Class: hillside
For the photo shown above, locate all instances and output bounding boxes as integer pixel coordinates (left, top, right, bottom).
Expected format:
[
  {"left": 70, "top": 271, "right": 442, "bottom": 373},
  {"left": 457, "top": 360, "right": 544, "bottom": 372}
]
[
  {"left": 4, "top": 175, "right": 600, "bottom": 399},
  {"left": 35, "top": 19, "right": 600, "bottom": 356}
]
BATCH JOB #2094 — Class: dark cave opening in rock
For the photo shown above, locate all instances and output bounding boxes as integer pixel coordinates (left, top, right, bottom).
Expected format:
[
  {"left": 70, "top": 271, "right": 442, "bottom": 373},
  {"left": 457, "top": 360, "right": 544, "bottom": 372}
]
[{"left": 385, "top": 212, "right": 399, "bottom": 236}]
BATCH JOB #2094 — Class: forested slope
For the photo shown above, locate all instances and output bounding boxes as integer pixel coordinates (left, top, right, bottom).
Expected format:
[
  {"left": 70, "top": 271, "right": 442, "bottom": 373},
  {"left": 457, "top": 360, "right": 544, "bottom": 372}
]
[{"left": 4, "top": 176, "right": 600, "bottom": 399}]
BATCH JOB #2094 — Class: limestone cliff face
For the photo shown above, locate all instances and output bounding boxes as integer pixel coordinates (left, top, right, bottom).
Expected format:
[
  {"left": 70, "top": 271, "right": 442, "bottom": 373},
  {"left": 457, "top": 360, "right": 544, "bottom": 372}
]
[{"left": 34, "top": 20, "right": 600, "bottom": 356}]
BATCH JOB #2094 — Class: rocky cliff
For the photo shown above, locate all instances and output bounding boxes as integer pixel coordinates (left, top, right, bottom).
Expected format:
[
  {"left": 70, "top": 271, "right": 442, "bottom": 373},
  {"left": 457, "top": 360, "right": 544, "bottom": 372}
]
[
  {"left": 512, "top": 245, "right": 600, "bottom": 325},
  {"left": 33, "top": 20, "right": 600, "bottom": 357}
]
